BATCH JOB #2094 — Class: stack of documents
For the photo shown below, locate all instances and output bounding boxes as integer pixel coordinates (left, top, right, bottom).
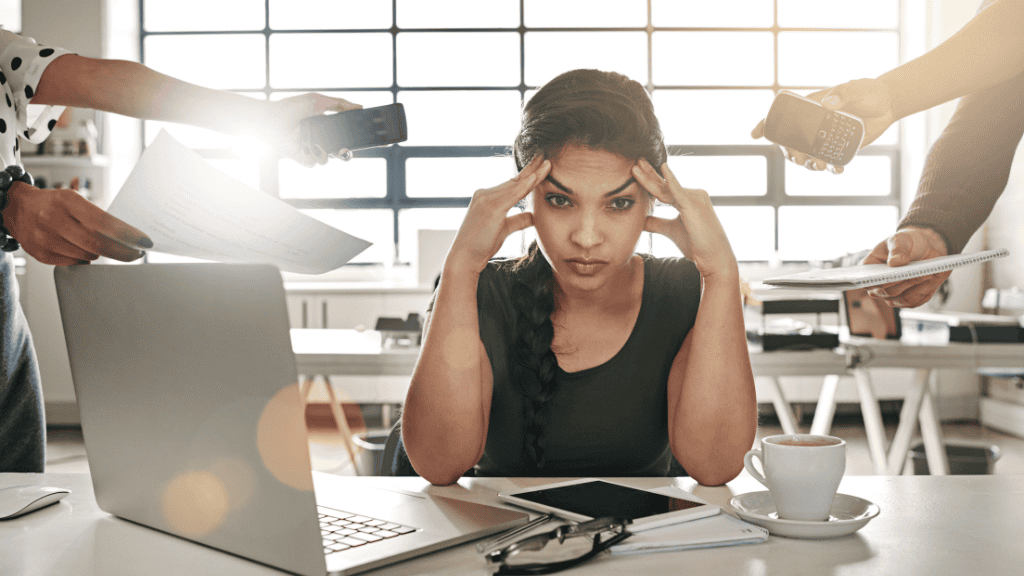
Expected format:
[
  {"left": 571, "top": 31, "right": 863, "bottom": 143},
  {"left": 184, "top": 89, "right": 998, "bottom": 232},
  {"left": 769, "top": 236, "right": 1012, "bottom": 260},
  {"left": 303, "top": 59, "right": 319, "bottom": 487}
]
[
  {"left": 108, "top": 130, "right": 371, "bottom": 274},
  {"left": 610, "top": 513, "right": 768, "bottom": 555}
]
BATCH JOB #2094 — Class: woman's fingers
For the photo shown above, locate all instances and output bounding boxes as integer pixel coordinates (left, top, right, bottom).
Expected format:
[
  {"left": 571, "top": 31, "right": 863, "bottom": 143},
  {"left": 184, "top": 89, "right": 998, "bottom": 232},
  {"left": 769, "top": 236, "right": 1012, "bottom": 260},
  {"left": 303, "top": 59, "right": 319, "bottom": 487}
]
[
  {"left": 503, "top": 211, "right": 534, "bottom": 237},
  {"left": 643, "top": 215, "right": 675, "bottom": 238},
  {"left": 631, "top": 159, "right": 673, "bottom": 205}
]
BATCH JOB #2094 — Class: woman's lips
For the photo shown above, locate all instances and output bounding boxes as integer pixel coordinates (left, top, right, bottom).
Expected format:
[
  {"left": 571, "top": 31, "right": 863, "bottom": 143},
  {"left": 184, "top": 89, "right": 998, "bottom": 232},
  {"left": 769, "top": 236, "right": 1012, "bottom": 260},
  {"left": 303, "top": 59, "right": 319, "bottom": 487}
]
[{"left": 565, "top": 259, "right": 608, "bottom": 275}]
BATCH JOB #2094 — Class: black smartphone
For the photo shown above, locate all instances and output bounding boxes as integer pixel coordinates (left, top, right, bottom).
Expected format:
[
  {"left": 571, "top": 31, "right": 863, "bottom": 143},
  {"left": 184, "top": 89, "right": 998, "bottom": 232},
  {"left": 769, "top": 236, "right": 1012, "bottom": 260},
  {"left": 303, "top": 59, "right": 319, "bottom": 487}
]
[
  {"left": 763, "top": 90, "right": 865, "bottom": 167},
  {"left": 300, "top": 103, "right": 408, "bottom": 155}
]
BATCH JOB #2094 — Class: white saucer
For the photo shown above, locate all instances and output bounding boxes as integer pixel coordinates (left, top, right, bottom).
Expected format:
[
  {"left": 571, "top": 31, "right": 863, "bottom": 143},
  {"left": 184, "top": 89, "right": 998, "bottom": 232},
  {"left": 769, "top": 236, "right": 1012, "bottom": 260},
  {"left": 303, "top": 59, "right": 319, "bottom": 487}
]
[{"left": 730, "top": 491, "right": 880, "bottom": 539}]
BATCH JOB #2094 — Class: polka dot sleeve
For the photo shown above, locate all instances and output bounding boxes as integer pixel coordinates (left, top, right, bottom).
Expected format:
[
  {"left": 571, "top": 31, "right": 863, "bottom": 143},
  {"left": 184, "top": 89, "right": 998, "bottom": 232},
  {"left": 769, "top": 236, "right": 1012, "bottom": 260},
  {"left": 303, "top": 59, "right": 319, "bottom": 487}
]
[{"left": 0, "top": 28, "right": 72, "bottom": 145}]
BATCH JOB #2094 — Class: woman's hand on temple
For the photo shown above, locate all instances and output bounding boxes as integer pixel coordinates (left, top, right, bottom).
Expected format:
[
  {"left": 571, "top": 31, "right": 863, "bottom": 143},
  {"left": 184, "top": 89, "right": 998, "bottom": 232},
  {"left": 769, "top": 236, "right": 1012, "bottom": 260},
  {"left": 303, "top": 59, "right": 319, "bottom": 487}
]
[
  {"left": 632, "top": 158, "right": 738, "bottom": 280},
  {"left": 750, "top": 78, "right": 898, "bottom": 174},
  {"left": 445, "top": 155, "right": 551, "bottom": 275},
  {"left": 265, "top": 93, "right": 363, "bottom": 167},
  {"left": 4, "top": 181, "right": 152, "bottom": 266}
]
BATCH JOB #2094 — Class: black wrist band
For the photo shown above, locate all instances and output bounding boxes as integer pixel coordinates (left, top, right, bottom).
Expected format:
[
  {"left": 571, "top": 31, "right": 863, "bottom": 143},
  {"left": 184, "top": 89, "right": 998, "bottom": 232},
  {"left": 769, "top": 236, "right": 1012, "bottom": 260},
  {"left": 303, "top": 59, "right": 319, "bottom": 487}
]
[{"left": 0, "top": 165, "right": 34, "bottom": 253}]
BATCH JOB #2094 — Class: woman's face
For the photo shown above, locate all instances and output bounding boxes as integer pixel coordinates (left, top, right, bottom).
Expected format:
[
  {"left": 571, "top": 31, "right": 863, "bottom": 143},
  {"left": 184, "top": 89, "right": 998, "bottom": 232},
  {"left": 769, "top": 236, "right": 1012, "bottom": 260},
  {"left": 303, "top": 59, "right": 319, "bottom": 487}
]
[{"left": 531, "top": 145, "right": 651, "bottom": 293}]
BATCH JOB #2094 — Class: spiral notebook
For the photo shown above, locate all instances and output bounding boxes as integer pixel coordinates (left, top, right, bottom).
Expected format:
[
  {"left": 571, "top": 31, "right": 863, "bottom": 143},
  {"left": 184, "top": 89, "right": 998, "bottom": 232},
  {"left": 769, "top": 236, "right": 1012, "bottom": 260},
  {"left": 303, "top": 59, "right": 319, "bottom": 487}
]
[
  {"left": 763, "top": 249, "right": 1009, "bottom": 291},
  {"left": 609, "top": 513, "right": 768, "bottom": 555}
]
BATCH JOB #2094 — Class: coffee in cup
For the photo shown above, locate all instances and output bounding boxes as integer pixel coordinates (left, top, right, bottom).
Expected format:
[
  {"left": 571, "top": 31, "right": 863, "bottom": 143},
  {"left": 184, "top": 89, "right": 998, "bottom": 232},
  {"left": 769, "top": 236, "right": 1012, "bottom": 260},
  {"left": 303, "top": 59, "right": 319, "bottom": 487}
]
[{"left": 743, "top": 434, "right": 846, "bottom": 521}]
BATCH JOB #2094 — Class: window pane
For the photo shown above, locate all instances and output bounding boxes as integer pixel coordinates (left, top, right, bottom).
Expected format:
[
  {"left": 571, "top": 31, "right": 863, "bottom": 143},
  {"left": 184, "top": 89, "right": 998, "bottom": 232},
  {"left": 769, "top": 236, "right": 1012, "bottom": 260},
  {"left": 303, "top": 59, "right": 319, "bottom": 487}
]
[
  {"left": 653, "top": 32, "right": 773, "bottom": 87},
  {"left": 648, "top": 205, "right": 775, "bottom": 261},
  {"left": 716, "top": 206, "right": 775, "bottom": 261},
  {"left": 145, "top": 0, "right": 265, "bottom": 31},
  {"left": 524, "top": 32, "right": 648, "bottom": 86},
  {"left": 653, "top": 89, "right": 774, "bottom": 145},
  {"left": 652, "top": 0, "right": 772, "bottom": 28},
  {"left": 206, "top": 159, "right": 261, "bottom": 190},
  {"left": 270, "top": 33, "right": 393, "bottom": 88},
  {"left": 301, "top": 209, "right": 393, "bottom": 264},
  {"left": 279, "top": 158, "right": 386, "bottom": 199},
  {"left": 778, "top": 206, "right": 898, "bottom": 261},
  {"left": 398, "top": 33, "right": 520, "bottom": 87},
  {"left": 778, "top": 0, "right": 899, "bottom": 29},
  {"left": 406, "top": 157, "right": 515, "bottom": 198},
  {"left": 0, "top": 1, "right": 20, "bottom": 32},
  {"left": 667, "top": 156, "right": 767, "bottom": 196},
  {"left": 398, "top": 0, "right": 519, "bottom": 28},
  {"left": 786, "top": 155, "right": 891, "bottom": 196},
  {"left": 270, "top": 90, "right": 394, "bottom": 108},
  {"left": 524, "top": 0, "right": 646, "bottom": 27},
  {"left": 399, "top": 207, "right": 534, "bottom": 263},
  {"left": 779, "top": 32, "right": 899, "bottom": 87},
  {"left": 398, "top": 91, "right": 522, "bottom": 145},
  {"left": 270, "top": 0, "right": 392, "bottom": 29},
  {"left": 145, "top": 35, "right": 266, "bottom": 89}
]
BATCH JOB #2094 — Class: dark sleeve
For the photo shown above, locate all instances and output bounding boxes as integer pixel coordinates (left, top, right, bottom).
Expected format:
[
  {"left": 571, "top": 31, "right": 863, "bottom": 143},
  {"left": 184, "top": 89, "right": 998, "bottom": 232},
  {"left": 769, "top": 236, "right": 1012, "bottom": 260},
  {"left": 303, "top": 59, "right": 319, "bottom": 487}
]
[{"left": 898, "top": 69, "right": 1024, "bottom": 254}]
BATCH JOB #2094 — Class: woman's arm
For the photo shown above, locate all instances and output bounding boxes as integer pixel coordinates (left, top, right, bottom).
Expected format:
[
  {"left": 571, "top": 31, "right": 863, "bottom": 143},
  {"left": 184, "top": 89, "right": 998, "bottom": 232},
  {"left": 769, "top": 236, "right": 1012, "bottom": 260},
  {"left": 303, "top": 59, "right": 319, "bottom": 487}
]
[
  {"left": 879, "top": 0, "right": 1024, "bottom": 121},
  {"left": 31, "top": 54, "right": 357, "bottom": 153},
  {"left": 403, "top": 156, "right": 551, "bottom": 485},
  {"left": 403, "top": 263, "right": 494, "bottom": 485},
  {"left": 632, "top": 159, "right": 757, "bottom": 486},
  {"left": 666, "top": 274, "right": 757, "bottom": 486}
]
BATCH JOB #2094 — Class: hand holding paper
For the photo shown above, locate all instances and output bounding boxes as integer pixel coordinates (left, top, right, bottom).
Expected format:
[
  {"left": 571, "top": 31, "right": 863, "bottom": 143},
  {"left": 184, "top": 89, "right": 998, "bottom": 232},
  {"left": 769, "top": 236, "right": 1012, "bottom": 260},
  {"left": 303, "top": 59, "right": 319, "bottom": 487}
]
[{"left": 108, "top": 130, "right": 371, "bottom": 274}]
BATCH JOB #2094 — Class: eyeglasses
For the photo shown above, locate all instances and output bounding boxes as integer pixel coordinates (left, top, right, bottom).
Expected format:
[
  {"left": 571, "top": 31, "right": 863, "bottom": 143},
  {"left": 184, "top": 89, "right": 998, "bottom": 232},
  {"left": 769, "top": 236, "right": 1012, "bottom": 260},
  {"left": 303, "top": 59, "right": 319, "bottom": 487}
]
[{"left": 483, "top": 516, "right": 633, "bottom": 575}]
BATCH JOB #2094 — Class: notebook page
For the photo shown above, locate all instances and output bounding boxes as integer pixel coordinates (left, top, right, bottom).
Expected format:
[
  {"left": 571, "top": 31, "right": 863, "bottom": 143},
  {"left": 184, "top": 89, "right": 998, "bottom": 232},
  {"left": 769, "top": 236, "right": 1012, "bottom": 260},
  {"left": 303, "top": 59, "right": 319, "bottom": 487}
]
[{"left": 763, "top": 249, "right": 1009, "bottom": 289}]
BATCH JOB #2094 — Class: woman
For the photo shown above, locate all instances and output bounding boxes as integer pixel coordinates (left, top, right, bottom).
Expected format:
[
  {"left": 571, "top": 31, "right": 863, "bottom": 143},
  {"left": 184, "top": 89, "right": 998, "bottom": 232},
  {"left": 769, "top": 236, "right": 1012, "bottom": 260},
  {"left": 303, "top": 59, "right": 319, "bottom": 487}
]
[
  {"left": 0, "top": 27, "right": 357, "bottom": 472},
  {"left": 403, "top": 69, "right": 756, "bottom": 486}
]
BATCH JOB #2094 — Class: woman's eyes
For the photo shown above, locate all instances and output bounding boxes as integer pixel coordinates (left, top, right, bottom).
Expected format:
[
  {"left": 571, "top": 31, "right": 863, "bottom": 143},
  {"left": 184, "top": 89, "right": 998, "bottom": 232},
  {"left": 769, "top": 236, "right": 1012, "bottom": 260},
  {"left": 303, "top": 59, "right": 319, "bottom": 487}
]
[
  {"left": 610, "top": 197, "right": 635, "bottom": 211},
  {"left": 544, "top": 194, "right": 636, "bottom": 211}
]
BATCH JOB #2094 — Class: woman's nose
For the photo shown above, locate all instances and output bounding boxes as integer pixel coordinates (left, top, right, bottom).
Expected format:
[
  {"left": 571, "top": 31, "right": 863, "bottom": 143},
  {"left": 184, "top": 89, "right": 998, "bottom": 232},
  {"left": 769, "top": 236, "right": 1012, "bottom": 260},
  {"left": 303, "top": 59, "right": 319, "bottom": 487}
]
[{"left": 571, "top": 212, "right": 602, "bottom": 247}]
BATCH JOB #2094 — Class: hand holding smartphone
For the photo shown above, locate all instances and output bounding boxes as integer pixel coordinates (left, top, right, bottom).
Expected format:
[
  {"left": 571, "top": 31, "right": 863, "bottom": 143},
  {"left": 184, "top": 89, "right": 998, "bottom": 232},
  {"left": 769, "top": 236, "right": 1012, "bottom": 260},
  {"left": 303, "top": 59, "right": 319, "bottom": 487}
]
[
  {"left": 762, "top": 90, "right": 865, "bottom": 167},
  {"left": 300, "top": 103, "right": 408, "bottom": 158}
]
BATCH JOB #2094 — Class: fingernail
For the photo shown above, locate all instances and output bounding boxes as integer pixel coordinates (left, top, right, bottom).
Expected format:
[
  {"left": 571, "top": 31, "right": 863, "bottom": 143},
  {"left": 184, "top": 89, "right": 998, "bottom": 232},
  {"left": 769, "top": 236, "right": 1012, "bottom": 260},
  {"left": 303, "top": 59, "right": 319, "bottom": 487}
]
[
  {"left": 138, "top": 236, "right": 154, "bottom": 249},
  {"left": 541, "top": 159, "right": 550, "bottom": 170}
]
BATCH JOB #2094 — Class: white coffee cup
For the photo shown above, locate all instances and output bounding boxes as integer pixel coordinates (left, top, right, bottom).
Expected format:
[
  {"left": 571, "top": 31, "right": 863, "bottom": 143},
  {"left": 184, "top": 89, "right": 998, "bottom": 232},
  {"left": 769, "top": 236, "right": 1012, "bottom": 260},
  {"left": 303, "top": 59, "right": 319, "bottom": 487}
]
[{"left": 744, "top": 434, "right": 846, "bottom": 521}]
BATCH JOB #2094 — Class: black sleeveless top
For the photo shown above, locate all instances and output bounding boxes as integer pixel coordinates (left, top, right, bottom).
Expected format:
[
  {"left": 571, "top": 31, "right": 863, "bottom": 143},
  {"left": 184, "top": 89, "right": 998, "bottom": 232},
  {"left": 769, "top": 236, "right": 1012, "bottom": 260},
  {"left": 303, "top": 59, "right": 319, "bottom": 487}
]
[{"left": 470, "top": 255, "right": 701, "bottom": 476}]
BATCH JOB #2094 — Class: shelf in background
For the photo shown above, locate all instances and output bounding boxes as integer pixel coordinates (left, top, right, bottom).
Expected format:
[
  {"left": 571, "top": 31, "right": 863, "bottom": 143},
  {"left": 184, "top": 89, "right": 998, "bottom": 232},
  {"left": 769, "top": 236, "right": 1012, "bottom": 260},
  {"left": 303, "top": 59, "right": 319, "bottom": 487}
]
[{"left": 22, "top": 155, "right": 109, "bottom": 168}]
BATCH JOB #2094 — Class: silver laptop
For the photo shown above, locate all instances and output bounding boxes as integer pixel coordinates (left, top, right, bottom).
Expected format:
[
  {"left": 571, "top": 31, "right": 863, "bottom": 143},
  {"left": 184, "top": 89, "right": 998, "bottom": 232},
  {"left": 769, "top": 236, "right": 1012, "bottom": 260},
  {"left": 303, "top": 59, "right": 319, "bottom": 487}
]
[{"left": 54, "top": 263, "right": 528, "bottom": 576}]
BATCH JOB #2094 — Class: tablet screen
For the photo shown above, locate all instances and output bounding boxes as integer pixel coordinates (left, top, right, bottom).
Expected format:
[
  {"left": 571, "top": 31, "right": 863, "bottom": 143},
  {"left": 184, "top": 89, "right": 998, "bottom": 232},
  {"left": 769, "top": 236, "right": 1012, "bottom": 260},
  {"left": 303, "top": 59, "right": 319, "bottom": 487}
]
[{"left": 512, "top": 480, "right": 705, "bottom": 520}]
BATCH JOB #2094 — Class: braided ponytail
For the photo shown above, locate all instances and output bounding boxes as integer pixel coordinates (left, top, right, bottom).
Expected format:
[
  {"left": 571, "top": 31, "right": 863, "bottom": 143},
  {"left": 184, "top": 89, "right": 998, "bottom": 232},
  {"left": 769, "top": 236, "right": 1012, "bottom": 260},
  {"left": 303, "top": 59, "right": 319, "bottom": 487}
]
[{"left": 502, "top": 243, "right": 557, "bottom": 469}]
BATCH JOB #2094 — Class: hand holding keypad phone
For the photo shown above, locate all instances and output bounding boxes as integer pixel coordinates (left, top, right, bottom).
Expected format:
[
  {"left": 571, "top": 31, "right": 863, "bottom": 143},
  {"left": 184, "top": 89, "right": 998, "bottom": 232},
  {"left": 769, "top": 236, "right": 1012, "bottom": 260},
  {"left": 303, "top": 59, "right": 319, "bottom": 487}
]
[
  {"left": 300, "top": 103, "right": 408, "bottom": 157},
  {"left": 762, "top": 90, "right": 865, "bottom": 167}
]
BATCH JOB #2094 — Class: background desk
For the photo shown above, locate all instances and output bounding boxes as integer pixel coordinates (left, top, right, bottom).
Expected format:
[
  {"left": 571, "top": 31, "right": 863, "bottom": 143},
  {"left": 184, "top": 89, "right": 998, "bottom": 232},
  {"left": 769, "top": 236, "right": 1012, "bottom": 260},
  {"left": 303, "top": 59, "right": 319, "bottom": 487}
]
[
  {"left": 291, "top": 330, "right": 1024, "bottom": 476},
  {"left": 2, "top": 472, "right": 1022, "bottom": 576}
]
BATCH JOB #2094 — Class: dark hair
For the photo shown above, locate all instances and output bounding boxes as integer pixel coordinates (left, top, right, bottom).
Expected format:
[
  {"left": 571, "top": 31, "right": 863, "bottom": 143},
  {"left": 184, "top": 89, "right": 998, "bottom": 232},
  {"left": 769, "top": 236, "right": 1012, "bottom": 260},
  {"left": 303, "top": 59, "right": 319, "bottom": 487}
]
[{"left": 502, "top": 69, "right": 666, "bottom": 470}]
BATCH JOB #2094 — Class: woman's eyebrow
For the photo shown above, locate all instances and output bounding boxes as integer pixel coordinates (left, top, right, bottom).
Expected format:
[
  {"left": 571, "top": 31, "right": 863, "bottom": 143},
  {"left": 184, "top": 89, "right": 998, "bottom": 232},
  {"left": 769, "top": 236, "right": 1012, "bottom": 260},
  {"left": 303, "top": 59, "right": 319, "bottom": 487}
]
[{"left": 545, "top": 175, "right": 637, "bottom": 197}]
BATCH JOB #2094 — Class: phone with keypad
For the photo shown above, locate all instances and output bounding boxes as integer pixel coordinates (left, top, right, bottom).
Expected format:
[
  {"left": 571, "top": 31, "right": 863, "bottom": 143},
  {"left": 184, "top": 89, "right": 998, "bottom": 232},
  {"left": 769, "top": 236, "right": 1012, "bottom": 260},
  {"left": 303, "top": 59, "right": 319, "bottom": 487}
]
[
  {"left": 762, "top": 90, "right": 865, "bottom": 167},
  {"left": 300, "top": 103, "right": 407, "bottom": 156}
]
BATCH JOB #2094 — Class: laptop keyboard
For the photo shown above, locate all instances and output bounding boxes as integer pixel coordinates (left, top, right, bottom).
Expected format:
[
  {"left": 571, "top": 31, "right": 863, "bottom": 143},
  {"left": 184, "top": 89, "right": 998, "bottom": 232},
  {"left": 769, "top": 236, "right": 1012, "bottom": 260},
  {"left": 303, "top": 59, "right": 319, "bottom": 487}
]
[{"left": 318, "top": 506, "right": 418, "bottom": 555}]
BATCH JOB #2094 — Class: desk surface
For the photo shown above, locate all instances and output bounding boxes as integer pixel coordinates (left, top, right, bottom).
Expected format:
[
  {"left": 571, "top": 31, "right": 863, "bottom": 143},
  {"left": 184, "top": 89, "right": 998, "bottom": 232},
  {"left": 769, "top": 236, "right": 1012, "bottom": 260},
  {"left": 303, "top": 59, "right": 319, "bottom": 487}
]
[{"left": 2, "top": 472, "right": 1021, "bottom": 576}]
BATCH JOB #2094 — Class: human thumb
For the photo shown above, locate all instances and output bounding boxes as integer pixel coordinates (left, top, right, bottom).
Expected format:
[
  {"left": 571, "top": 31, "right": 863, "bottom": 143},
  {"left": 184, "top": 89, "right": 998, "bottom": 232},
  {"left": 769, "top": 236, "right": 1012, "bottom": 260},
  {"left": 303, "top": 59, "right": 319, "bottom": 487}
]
[{"left": 886, "top": 232, "right": 913, "bottom": 267}]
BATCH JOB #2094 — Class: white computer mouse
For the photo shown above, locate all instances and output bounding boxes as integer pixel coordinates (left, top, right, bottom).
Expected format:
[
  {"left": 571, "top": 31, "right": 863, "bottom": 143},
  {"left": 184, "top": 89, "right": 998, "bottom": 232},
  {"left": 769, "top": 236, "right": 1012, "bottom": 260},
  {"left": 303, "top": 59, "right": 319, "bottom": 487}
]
[{"left": 0, "top": 485, "right": 71, "bottom": 520}]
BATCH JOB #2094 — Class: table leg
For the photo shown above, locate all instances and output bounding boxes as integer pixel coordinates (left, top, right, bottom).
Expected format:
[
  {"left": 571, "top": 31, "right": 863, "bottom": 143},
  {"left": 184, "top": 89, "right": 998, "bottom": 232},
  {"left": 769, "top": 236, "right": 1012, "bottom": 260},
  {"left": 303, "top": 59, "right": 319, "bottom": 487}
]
[
  {"left": 810, "top": 375, "right": 841, "bottom": 436},
  {"left": 767, "top": 376, "right": 800, "bottom": 435},
  {"left": 919, "top": 382, "right": 950, "bottom": 475},
  {"left": 853, "top": 368, "right": 889, "bottom": 474},
  {"left": 885, "top": 369, "right": 930, "bottom": 475}
]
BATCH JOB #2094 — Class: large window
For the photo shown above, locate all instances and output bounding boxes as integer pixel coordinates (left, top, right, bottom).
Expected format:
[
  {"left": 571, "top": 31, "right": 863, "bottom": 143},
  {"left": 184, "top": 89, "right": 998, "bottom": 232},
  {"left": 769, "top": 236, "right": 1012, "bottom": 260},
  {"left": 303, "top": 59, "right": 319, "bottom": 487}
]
[{"left": 140, "top": 0, "right": 902, "bottom": 267}]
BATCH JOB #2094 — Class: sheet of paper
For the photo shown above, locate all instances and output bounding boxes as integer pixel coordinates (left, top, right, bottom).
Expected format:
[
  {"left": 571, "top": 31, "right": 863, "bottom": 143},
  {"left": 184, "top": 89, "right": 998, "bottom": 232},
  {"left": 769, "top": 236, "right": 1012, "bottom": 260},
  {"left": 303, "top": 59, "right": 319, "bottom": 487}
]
[{"left": 108, "top": 130, "right": 371, "bottom": 274}]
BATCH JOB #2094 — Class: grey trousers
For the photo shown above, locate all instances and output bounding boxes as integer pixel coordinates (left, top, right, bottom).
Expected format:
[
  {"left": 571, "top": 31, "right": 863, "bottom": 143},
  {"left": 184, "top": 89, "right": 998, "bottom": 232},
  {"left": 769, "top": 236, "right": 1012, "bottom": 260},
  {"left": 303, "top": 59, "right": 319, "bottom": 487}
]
[{"left": 0, "top": 253, "right": 45, "bottom": 472}]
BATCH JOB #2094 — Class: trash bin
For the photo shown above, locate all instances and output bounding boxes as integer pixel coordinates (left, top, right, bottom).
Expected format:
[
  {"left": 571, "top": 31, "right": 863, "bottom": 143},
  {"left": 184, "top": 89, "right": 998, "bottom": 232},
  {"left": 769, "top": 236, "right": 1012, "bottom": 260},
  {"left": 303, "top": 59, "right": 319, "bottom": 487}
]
[
  {"left": 910, "top": 442, "right": 1001, "bottom": 475},
  {"left": 352, "top": 432, "right": 389, "bottom": 476}
]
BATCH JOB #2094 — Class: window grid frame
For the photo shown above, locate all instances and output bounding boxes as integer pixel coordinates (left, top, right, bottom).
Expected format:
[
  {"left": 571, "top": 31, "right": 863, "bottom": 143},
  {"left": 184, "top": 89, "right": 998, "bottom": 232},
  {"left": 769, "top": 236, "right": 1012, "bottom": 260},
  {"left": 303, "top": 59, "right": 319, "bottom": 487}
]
[{"left": 139, "top": 0, "right": 902, "bottom": 262}]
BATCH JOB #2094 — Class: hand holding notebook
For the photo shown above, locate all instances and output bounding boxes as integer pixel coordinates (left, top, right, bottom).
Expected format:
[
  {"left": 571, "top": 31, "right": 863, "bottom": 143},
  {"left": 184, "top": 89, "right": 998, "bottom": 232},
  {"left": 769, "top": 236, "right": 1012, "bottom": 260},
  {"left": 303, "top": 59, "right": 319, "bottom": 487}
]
[{"left": 763, "top": 249, "right": 1009, "bottom": 291}]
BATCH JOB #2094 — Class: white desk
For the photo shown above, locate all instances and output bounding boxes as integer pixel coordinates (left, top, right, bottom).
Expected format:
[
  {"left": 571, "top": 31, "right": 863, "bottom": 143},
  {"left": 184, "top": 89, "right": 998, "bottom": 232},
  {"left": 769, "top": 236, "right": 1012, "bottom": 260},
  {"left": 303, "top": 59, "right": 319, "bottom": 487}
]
[
  {"left": 2, "top": 472, "right": 1022, "bottom": 576},
  {"left": 290, "top": 329, "right": 1024, "bottom": 476}
]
